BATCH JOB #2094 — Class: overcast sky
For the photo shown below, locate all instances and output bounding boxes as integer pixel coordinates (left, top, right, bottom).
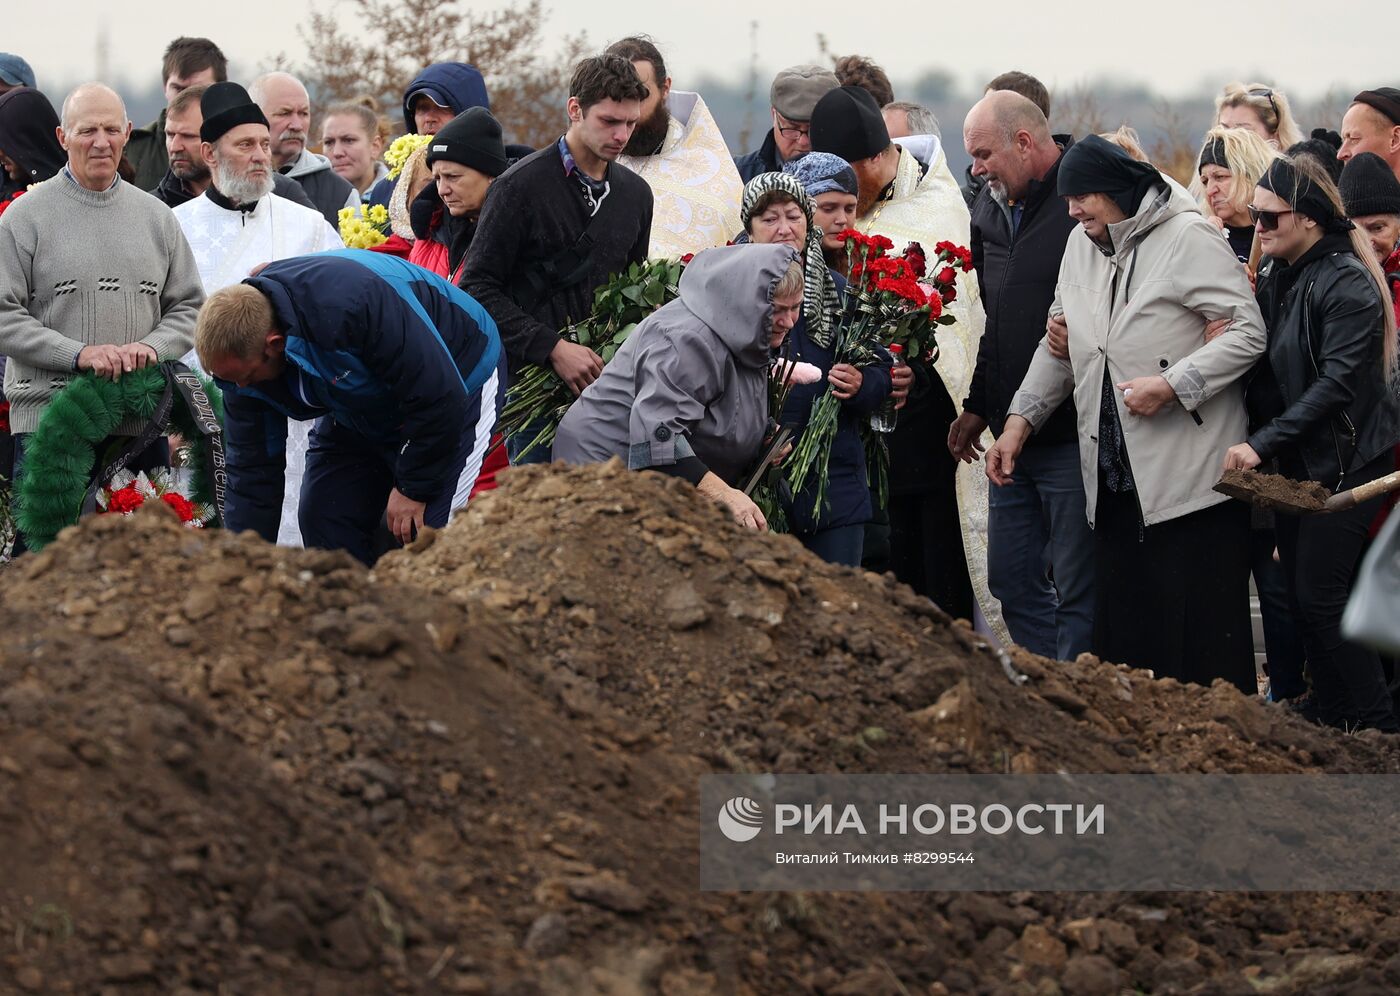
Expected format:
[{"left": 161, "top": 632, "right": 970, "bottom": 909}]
[{"left": 9, "top": 0, "right": 1393, "bottom": 102}]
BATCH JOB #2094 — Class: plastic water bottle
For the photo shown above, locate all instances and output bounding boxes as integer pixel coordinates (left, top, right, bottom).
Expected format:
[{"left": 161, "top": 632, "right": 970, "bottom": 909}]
[{"left": 869, "top": 344, "right": 904, "bottom": 433}]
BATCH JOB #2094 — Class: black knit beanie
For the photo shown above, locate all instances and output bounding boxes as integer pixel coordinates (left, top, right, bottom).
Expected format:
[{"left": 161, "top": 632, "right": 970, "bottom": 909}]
[
  {"left": 200, "top": 82, "right": 269, "bottom": 144},
  {"left": 1340, "top": 152, "right": 1400, "bottom": 218},
  {"left": 809, "top": 85, "right": 890, "bottom": 164},
  {"left": 1352, "top": 87, "right": 1400, "bottom": 127},
  {"left": 425, "top": 106, "right": 508, "bottom": 178}
]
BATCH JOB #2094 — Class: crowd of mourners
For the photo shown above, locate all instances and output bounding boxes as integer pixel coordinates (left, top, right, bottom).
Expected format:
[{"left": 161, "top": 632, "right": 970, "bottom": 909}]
[{"left": 1, "top": 38, "right": 1398, "bottom": 731}]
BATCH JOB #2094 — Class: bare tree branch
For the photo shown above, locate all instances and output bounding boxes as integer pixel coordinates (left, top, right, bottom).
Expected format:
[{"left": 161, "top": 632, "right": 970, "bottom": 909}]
[{"left": 293, "top": 0, "right": 586, "bottom": 149}]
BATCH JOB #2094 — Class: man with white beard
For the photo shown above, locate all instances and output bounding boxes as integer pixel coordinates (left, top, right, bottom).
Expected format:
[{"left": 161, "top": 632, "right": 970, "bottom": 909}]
[
  {"left": 172, "top": 81, "right": 342, "bottom": 547},
  {"left": 152, "top": 82, "right": 317, "bottom": 211}
]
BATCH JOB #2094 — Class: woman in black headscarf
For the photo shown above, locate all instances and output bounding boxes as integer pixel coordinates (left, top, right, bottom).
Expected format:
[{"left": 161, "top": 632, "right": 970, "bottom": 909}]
[
  {"left": 0, "top": 87, "right": 64, "bottom": 198},
  {"left": 989, "top": 134, "right": 1268, "bottom": 692},
  {"left": 1225, "top": 154, "right": 1400, "bottom": 731}
]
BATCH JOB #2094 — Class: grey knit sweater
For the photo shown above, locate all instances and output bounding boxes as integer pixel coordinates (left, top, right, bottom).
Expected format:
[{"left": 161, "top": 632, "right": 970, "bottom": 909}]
[{"left": 0, "top": 174, "right": 203, "bottom": 433}]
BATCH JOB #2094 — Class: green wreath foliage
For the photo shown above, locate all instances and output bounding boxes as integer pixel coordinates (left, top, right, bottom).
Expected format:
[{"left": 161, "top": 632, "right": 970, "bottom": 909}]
[{"left": 16, "top": 368, "right": 224, "bottom": 551}]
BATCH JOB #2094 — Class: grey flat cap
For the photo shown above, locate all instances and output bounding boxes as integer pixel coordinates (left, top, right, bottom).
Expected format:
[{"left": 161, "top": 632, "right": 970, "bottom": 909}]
[{"left": 771, "top": 65, "right": 841, "bottom": 122}]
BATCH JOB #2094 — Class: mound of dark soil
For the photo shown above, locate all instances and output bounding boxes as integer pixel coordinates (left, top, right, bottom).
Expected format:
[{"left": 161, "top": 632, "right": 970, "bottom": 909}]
[{"left": 2, "top": 463, "right": 1398, "bottom": 995}]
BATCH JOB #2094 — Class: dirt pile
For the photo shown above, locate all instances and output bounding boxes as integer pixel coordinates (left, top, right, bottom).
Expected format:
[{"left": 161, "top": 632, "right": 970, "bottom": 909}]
[
  {"left": 381, "top": 461, "right": 1394, "bottom": 778},
  {"left": 1, "top": 462, "right": 1398, "bottom": 995}
]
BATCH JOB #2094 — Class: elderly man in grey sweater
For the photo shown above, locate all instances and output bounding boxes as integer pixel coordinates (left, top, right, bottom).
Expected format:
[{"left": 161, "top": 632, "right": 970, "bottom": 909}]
[{"left": 0, "top": 83, "right": 203, "bottom": 536}]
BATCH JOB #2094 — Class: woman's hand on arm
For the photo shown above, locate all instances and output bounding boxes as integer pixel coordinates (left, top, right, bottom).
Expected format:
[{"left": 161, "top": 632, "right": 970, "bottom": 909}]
[{"left": 1045, "top": 314, "right": 1069, "bottom": 361}]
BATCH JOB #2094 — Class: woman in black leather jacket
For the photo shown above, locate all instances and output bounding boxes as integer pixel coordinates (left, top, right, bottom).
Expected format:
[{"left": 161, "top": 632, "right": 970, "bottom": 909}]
[{"left": 1224, "top": 155, "right": 1400, "bottom": 731}]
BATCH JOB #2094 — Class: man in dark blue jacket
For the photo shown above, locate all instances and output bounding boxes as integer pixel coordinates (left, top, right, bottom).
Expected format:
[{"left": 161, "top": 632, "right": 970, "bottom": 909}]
[{"left": 195, "top": 250, "right": 504, "bottom": 565}]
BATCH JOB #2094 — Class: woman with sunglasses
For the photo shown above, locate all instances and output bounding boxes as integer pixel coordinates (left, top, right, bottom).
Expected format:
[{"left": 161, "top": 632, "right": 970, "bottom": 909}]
[
  {"left": 1216, "top": 82, "right": 1305, "bottom": 151},
  {"left": 1192, "top": 126, "right": 1309, "bottom": 702},
  {"left": 987, "top": 135, "right": 1267, "bottom": 693},
  {"left": 1224, "top": 155, "right": 1400, "bottom": 732}
]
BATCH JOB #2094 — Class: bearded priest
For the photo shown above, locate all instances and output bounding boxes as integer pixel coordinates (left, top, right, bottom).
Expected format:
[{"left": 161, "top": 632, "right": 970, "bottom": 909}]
[{"left": 607, "top": 37, "right": 743, "bottom": 259}]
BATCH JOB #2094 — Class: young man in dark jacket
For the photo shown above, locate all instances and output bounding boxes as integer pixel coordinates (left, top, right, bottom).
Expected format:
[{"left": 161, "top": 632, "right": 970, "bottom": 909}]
[
  {"left": 196, "top": 250, "right": 504, "bottom": 566},
  {"left": 950, "top": 91, "right": 1091, "bottom": 660},
  {"left": 460, "top": 54, "right": 653, "bottom": 463}
]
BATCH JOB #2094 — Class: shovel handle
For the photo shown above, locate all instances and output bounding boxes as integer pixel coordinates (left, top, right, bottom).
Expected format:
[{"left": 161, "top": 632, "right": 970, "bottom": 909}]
[{"left": 1325, "top": 470, "right": 1400, "bottom": 512}]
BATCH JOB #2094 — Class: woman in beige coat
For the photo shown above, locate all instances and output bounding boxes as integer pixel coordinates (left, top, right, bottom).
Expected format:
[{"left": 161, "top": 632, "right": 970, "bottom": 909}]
[{"left": 986, "top": 136, "right": 1266, "bottom": 691}]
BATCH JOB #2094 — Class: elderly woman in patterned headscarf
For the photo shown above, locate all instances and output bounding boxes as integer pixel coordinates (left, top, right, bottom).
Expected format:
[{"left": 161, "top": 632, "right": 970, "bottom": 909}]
[{"left": 739, "top": 170, "right": 893, "bottom": 565}]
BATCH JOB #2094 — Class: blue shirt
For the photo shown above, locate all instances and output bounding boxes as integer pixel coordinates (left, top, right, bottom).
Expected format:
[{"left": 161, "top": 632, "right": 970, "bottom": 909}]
[{"left": 557, "top": 135, "right": 610, "bottom": 216}]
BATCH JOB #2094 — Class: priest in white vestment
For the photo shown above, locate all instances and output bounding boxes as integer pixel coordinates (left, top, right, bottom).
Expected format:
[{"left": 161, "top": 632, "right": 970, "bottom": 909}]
[
  {"left": 608, "top": 38, "right": 744, "bottom": 259},
  {"left": 173, "top": 82, "right": 342, "bottom": 547}
]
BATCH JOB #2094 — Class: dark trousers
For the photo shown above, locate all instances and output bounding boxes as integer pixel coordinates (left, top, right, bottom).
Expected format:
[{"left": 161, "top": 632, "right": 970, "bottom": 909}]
[
  {"left": 1274, "top": 454, "right": 1398, "bottom": 732},
  {"left": 800, "top": 523, "right": 864, "bottom": 567},
  {"left": 1093, "top": 478, "right": 1255, "bottom": 693},
  {"left": 298, "top": 417, "right": 486, "bottom": 567},
  {"left": 986, "top": 441, "right": 1096, "bottom": 660},
  {"left": 883, "top": 491, "right": 975, "bottom": 621},
  {"left": 1251, "top": 528, "right": 1308, "bottom": 700}
]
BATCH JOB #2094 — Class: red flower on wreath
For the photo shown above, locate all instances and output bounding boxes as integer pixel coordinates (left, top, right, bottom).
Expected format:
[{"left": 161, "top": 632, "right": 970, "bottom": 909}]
[
  {"left": 161, "top": 491, "right": 196, "bottom": 522},
  {"left": 935, "top": 265, "right": 957, "bottom": 286},
  {"left": 106, "top": 484, "right": 145, "bottom": 515}
]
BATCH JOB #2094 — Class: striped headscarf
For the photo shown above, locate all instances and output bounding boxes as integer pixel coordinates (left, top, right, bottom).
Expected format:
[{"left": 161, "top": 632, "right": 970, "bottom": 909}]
[{"left": 740, "top": 171, "right": 840, "bottom": 347}]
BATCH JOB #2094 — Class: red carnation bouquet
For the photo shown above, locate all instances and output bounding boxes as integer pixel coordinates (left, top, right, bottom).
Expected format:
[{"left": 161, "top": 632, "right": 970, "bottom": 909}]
[
  {"left": 849, "top": 237, "right": 971, "bottom": 362},
  {"left": 785, "top": 230, "right": 971, "bottom": 513},
  {"left": 96, "top": 468, "right": 215, "bottom": 527}
]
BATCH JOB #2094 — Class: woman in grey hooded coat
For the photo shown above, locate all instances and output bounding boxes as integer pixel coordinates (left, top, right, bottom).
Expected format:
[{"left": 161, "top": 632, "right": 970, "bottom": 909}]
[{"left": 553, "top": 243, "right": 804, "bottom": 529}]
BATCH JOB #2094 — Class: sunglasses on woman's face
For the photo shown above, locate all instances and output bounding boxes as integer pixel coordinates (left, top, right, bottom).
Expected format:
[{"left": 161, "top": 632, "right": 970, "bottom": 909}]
[{"left": 1247, "top": 205, "right": 1294, "bottom": 231}]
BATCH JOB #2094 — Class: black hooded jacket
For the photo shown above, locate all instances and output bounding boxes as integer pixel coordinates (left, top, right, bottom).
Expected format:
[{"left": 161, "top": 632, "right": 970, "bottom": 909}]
[{"left": 0, "top": 87, "right": 64, "bottom": 196}]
